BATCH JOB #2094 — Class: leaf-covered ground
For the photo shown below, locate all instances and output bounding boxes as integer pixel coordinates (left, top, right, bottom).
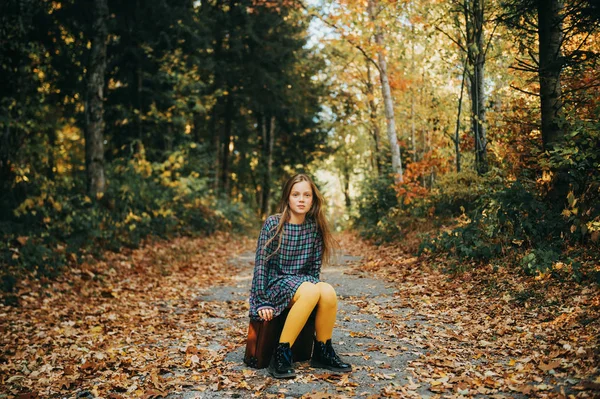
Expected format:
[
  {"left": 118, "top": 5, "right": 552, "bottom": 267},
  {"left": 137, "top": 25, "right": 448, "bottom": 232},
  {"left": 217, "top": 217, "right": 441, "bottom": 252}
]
[
  {"left": 340, "top": 235, "right": 600, "bottom": 398},
  {"left": 1, "top": 232, "right": 599, "bottom": 398},
  {"left": 1, "top": 233, "right": 253, "bottom": 398}
]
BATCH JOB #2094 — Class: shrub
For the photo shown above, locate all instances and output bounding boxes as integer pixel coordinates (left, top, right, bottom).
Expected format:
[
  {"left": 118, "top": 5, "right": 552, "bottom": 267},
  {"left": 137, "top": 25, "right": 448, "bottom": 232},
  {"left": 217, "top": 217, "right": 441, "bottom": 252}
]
[
  {"left": 430, "top": 168, "right": 505, "bottom": 217},
  {"left": 420, "top": 181, "right": 567, "bottom": 275},
  {"left": 1, "top": 143, "right": 252, "bottom": 293},
  {"left": 353, "top": 173, "right": 402, "bottom": 243},
  {"left": 545, "top": 123, "right": 600, "bottom": 245}
]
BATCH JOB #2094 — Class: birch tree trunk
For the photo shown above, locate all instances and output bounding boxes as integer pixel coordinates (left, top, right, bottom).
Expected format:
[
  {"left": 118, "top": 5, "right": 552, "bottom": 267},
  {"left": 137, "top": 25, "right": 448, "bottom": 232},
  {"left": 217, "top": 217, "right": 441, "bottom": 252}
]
[
  {"left": 410, "top": 23, "right": 417, "bottom": 163},
  {"left": 365, "top": 57, "right": 382, "bottom": 176},
  {"left": 85, "top": 0, "right": 108, "bottom": 198},
  {"left": 368, "top": 0, "right": 403, "bottom": 183},
  {"left": 454, "top": 58, "right": 467, "bottom": 172}
]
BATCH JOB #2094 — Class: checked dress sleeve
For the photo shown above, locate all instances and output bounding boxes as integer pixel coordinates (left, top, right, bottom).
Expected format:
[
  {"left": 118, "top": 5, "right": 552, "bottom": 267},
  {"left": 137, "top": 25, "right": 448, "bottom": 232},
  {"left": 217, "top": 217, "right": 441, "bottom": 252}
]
[
  {"left": 307, "top": 230, "right": 323, "bottom": 280},
  {"left": 250, "top": 218, "right": 276, "bottom": 314}
]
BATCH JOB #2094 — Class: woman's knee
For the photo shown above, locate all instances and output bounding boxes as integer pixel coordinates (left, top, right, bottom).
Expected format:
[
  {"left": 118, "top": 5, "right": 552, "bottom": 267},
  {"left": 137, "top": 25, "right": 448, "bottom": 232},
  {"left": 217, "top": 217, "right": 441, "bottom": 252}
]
[
  {"left": 295, "top": 282, "right": 321, "bottom": 305},
  {"left": 316, "top": 282, "right": 337, "bottom": 308}
]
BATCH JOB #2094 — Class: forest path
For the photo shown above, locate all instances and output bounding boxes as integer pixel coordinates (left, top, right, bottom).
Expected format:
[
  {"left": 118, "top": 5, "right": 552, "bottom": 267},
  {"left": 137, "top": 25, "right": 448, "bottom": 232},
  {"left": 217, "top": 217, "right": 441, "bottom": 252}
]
[
  {"left": 2, "top": 233, "right": 597, "bottom": 399},
  {"left": 171, "top": 235, "right": 599, "bottom": 399},
  {"left": 179, "top": 249, "right": 428, "bottom": 398}
]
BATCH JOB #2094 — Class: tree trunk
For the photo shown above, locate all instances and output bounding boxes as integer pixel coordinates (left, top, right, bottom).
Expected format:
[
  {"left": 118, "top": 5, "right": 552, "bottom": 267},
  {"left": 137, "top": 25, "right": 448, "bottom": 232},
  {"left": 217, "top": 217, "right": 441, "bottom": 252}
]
[
  {"left": 85, "top": 0, "right": 108, "bottom": 198},
  {"left": 465, "top": 0, "right": 488, "bottom": 175},
  {"left": 454, "top": 58, "right": 467, "bottom": 172},
  {"left": 538, "top": 0, "right": 564, "bottom": 149},
  {"left": 221, "top": 94, "right": 234, "bottom": 197},
  {"left": 410, "top": 23, "right": 417, "bottom": 163},
  {"left": 135, "top": 0, "right": 143, "bottom": 143},
  {"left": 213, "top": 113, "right": 221, "bottom": 193},
  {"left": 411, "top": 95, "right": 416, "bottom": 162},
  {"left": 365, "top": 57, "right": 382, "bottom": 176},
  {"left": 368, "top": 0, "right": 403, "bottom": 183},
  {"left": 538, "top": 0, "right": 568, "bottom": 207},
  {"left": 343, "top": 162, "right": 351, "bottom": 209},
  {"left": 261, "top": 115, "right": 275, "bottom": 217}
]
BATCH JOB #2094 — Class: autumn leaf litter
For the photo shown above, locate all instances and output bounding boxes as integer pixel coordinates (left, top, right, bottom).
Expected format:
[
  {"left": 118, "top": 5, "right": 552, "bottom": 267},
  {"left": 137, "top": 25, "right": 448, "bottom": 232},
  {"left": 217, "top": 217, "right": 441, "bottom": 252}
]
[{"left": 1, "top": 232, "right": 599, "bottom": 398}]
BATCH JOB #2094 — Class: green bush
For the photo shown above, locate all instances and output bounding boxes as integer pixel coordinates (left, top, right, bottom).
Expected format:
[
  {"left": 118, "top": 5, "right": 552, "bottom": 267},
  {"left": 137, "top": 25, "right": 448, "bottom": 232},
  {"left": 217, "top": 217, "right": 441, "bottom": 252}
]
[
  {"left": 353, "top": 172, "right": 402, "bottom": 243},
  {"left": 431, "top": 168, "right": 505, "bottom": 217},
  {"left": 420, "top": 181, "right": 567, "bottom": 275},
  {"left": 545, "top": 122, "right": 600, "bottom": 244},
  {"left": 1, "top": 143, "right": 252, "bottom": 293},
  {"left": 419, "top": 110, "right": 600, "bottom": 281},
  {"left": 520, "top": 247, "right": 561, "bottom": 276}
]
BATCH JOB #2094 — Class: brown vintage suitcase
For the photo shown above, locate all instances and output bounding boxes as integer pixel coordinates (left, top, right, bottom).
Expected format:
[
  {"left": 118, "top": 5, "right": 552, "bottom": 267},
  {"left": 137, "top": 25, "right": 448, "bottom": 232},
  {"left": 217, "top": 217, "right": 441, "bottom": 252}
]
[{"left": 244, "top": 308, "right": 316, "bottom": 369}]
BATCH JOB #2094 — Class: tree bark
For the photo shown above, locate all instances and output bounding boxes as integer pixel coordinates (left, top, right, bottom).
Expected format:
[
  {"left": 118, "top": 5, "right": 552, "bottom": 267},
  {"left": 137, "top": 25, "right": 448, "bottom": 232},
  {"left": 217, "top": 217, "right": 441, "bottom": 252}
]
[
  {"left": 464, "top": 0, "right": 488, "bottom": 175},
  {"left": 410, "top": 23, "right": 417, "bottom": 163},
  {"left": 538, "top": 0, "right": 564, "bottom": 150},
  {"left": 212, "top": 110, "right": 221, "bottom": 193},
  {"left": 368, "top": 0, "right": 403, "bottom": 183},
  {"left": 221, "top": 94, "right": 234, "bottom": 197},
  {"left": 260, "top": 115, "right": 275, "bottom": 218},
  {"left": 365, "top": 57, "right": 382, "bottom": 176},
  {"left": 454, "top": 58, "right": 467, "bottom": 172},
  {"left": 538, "top": 0, "right": 568, "bottom": 207},
  {"left": 342, "top": 162, "right": 351, "bottom": 209},
  {"left": 85, "top": 0, "right": 108, "bottom": 198}
]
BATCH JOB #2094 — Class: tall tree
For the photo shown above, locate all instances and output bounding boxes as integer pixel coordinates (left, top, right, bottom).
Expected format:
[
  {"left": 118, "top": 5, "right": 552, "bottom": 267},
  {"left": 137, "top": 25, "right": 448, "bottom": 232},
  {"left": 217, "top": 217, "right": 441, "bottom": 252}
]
[
  {"left": 367, "top": 0, "right": 403, "bottom": 184},
  {"left": 434, "top": 0, "right": 496, "bottom": 174},
  {"left": 365, "top": 56, "right": 383, "bottom": 176},
  {"left": 500, "top": 0, "right": 599, "bottom": 205},
  {"left": 85, "top": 0, "right": 109, "bottom": 197},
  {"left": 260, "top": 116, "right": 275, "bottom": 217},
  {"left": 464, "top": 0, "right": 489, "bottom": 174},
  {"left": 501, "top": 0, "right": 599, "bottom": 149},
  {"left": 538, "top": 0, "right": 564, "bottom": 150}
]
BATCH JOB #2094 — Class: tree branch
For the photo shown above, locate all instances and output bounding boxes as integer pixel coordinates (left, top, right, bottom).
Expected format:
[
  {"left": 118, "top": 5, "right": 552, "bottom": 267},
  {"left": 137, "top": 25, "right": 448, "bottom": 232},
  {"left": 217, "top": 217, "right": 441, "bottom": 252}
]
[
  {"left": 434, "top": 24, "right": 466, "bottom": 54},
  {"left": 562, "top": 81, "right": 600, "bottom": 95},
  {"left": 509, "top": 84, "right": 539, "bottom": 97},
  {"left": 294, "top": 0, "right": 381, "bottom": 74}
]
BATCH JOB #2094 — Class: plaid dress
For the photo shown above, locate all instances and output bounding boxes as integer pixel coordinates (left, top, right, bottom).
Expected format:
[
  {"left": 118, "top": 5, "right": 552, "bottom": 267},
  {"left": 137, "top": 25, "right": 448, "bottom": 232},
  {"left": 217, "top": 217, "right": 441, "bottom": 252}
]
[{"left": 248, "top": 214, "right": 322, "bottom": 320}]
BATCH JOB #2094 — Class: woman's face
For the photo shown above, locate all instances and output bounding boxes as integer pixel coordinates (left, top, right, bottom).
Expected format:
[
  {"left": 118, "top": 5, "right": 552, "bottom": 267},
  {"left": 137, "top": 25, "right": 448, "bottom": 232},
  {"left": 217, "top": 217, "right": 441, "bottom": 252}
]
[{"left": 288, "top": 180, "right": 313, "bottom": 217}]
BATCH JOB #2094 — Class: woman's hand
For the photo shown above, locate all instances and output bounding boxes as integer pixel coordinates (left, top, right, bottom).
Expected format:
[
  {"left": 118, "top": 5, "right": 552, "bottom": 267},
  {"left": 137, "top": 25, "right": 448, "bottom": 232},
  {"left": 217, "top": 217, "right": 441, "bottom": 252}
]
[{"left": 258, "top": 307, "right": 274, "bottom": 321}]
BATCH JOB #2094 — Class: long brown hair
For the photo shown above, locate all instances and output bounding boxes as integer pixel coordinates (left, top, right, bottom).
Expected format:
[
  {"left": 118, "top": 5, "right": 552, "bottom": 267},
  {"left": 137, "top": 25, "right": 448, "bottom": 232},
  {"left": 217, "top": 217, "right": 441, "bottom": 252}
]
[{"left": 265, "top": 173, "right": 337, "bottom": 265}]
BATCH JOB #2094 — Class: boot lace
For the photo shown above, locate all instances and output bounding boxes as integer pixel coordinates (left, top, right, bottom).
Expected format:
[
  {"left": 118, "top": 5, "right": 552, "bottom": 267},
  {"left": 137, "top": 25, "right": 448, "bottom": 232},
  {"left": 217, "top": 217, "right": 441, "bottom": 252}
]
[
  {"left": 277, "top": 345, "right": 293, "bottom": 366},
  {"left": 325, "top": 342, "right": 342, "bottom": 362}
]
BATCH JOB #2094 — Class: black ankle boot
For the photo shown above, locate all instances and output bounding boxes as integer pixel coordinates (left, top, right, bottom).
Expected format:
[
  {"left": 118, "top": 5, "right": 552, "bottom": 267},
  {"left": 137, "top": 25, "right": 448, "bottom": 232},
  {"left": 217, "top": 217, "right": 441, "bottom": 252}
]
[
  {"left": 311, "top": 339, "right": 352, "bottom": 372},
  {"left": 268, "top": 342, "right": 296, "bottom": 379}
]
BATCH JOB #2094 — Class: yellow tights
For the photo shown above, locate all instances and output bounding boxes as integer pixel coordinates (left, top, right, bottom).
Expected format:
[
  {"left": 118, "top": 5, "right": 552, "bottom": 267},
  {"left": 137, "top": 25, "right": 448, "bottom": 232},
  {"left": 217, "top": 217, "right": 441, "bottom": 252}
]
[{"left": 279, "top": 281, "right": 338, "bottom": 346}]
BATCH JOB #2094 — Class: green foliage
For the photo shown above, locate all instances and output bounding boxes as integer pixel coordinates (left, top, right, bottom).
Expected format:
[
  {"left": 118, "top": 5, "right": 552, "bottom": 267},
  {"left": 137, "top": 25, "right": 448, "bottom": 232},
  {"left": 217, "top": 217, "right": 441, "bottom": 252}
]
[
  {"left": 353, "top": 172, "right": 402, "bottom": 243},
  {"left": 520, "top": 247, "right": 561, "bottom": 276},
  {"left": 420, "top": 181, "right": 569, "bottom": 274},
  {"left": 1, "top": 144, "right": 254, "bottom": 290},
  {"left": 431, "top": 169, "right": 505, "bottom": 217},
  {"left": 419, "top": 114, "right": 600, "bottom": 282},
  {"left": 0, "top": 0, "right": 327, "bottom": 297},
  {"left": 545, "top": 121, "right": 600, "bottom": 243}
]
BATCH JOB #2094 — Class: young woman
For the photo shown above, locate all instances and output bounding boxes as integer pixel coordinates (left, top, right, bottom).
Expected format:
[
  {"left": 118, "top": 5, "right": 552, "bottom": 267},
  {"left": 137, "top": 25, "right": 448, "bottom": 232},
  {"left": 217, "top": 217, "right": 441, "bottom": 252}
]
[{"left": 249, "top": 173, "right": 351, "bottom": 379}]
